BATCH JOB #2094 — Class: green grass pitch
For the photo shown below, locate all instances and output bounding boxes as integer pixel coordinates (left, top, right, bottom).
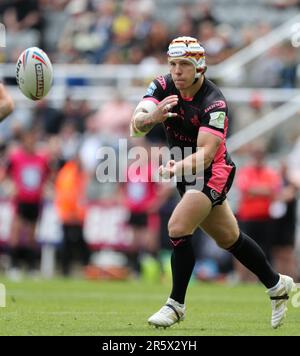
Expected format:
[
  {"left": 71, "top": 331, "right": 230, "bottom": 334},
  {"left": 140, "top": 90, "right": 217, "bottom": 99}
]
[{"left": 0, "top": 277, "right": 299, "bottom": 336}]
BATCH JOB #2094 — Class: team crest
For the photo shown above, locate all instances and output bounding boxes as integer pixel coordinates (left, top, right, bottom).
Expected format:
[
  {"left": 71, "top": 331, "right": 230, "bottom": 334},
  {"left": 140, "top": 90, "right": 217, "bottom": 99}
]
[{"left": 191, "top": 115, "right": 200, "bottom": 127}]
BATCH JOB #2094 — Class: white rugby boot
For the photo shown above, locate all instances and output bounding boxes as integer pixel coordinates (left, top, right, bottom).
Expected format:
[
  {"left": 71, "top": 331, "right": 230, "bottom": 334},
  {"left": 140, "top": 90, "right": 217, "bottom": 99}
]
[
  {"left": 148, "top": 298, "right": 185, "bottom": 328},
  {"left": 267, "top": 274, "right": 296, "bottom": 329}
]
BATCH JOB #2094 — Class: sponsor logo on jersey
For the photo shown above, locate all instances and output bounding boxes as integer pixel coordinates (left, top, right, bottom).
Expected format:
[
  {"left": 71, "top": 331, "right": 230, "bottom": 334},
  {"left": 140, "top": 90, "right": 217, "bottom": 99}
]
[
  {"left": 156, "top": 75, "right": 167, "bottom": 90},
  {"left": 209, "top": 111, "right": 226, "bottom": 129},
  {"left": 146, "top": 81, "right": 157, "bottom": 96},
  {"left": 210, "top": 189, "right": 220, "bottom": 200},
  {"left": 164, "top": 126, "right": 197, "bottom": 144},
  {"left": 204, "top": 100, "right": 226, "bottom": 113}
]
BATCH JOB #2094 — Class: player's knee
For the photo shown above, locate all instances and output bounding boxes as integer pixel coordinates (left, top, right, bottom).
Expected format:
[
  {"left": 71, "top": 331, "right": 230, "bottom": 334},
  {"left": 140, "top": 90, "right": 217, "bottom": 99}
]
[
  {"left": 168, "top": 221, "right": 192, "bottom": 238},
  {"left": 215, "top": 228, "right": 239, "bottom": 249}
]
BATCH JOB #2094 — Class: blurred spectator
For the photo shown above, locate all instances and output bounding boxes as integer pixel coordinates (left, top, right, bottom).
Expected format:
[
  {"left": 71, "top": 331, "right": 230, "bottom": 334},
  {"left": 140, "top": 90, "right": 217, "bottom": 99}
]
[
  {"left": 1, "top": 0, "right": 42, "bottom": 33},
  {"left": 235, "top": 141, "right": 281, "bottom": 282},
  {"left": 79, "top": 114, "right": 102, "bottom": 174},
  {"left": 6, "top": 128, "right": 51, "bottom": 279},
  {"left": 54, "top": 153, "right": 90, "bottom": 276},
  {"left": 266, "top": 0, "right": 300, "bottom": 8},
  {"left": 58, "top": 0, "right": 96, "bottom": 63},
  {"left": 1, "top": 0, "right": 42, "bottom": 61},
  {"left": 249, "top": 47, "right": 283, "bottom": 88},
  {"left": 93, "top": 92, "right": 133, "bottom": 139},
  {"left": 111, "top": 1, "right": 135, "bottom": 61},
  {"left": 197, "top": 21, "right": 230, "bottom": 65},
  {"left": 279, "top": 44, "right": 298, "bottom": 88},
  {"left": 79, "top": 114, "right": 117, "bottom": 201},
  {"left": 91, "top": 0, "right": 115, "bottom": 63},
  {"left": 38, "top": 0, "right": 70, "bottom": 54},
  {"left": 270, "top": 161, "right": 298, "bottom": 280},
  {"left": 191, "top": 0, "right": 219, "bottom": 28},
  {"left": 33, "top": 99, "right": 64, "bottom": 135},
  {"left": 287, "top": 133, "right": 300, "bottom": 188},
  {"left": 133, "top": 0, "right": 154, "bottom": 42},
  {"left": 62, "top": 97, "right": 92, "bottom": 133},
  {"left": 122, "top": 138, "right": 168, "bottom": 277},
  {"left": 59, "top": 121, "right": 82, "bottom": 163},
  {"left": 143, "top": 21, "right": 170, "bottom": 60}
]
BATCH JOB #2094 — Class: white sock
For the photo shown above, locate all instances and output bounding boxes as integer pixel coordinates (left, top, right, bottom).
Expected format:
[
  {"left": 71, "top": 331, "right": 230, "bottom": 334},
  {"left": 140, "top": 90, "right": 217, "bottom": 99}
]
[{"left": 167, "top": 297, "right": 184, "bottom": 308}]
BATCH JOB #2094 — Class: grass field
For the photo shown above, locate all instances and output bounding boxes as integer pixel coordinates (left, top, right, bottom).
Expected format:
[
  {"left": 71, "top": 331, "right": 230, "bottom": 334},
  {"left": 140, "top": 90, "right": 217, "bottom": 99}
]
[{"left": 0, "top": 277, "right": 299, "bottom": 336}]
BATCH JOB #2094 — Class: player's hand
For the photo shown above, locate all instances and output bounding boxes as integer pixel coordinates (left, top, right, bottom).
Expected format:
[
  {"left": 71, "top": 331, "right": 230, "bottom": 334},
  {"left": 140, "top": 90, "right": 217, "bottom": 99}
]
[
  {"left": 154, "top": 95, "right": 178, "bottom": 123},
  {"left": 159, "top": 160, "right": 176, "bottom": 179}
]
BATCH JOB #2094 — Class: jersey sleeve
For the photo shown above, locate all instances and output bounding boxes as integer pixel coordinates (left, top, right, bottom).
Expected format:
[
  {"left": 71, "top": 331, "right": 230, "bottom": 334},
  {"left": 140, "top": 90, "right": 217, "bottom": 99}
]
[
  {"left": 143, "top": 75, "right": 168, "bottom": 104},
  {"left": 199, "top": 100, "right": 228, "bottom": 139}
]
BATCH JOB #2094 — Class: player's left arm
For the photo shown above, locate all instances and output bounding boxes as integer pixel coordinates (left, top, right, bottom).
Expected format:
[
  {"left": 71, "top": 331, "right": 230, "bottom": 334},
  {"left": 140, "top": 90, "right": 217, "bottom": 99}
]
[{"left": 0, "top": 83, "right": 14, "bottom": 122}]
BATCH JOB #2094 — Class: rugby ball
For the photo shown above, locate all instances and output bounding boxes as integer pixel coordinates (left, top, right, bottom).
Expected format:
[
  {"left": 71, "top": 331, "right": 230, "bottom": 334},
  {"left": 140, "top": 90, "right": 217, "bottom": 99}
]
[{"left": 16, "top": 47, "right": 53, "bottom": 100}]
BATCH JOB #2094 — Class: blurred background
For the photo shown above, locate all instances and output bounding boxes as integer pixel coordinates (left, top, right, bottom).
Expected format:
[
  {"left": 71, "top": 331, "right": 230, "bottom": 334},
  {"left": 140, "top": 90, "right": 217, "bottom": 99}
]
[{"left": 0, "top": 0, "right": 300, "bottom": 284}]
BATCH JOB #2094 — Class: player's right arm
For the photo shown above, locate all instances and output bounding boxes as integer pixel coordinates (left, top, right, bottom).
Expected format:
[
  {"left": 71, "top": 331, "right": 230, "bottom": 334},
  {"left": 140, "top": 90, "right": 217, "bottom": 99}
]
[
  {"left": 0, "top": 83, "right": 14, "bottom": 122},
  {"left": 130, "top": 95, "right": 178, "bottom": 137}
]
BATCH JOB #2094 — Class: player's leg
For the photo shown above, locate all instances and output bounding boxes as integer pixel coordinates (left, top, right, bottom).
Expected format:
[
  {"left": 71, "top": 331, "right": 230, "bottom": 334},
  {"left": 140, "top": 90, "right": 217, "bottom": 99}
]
[
  {"left": 200, "top": 199, "right": 239, "bottom": 248},
  {"left": 61, "top": 224, "right": 73, "bottom": 276},
  {"left": 21, "top": 203, "right": 40, "bottom": 274},
  {"left": 8, "top": 204, "right": 24, "bottom": 280},
  {"left": 148, "top": 190, "right": 212, "bottom": 328},
  {"left": 126, "top": 213, "right": 148, "bottom": 276},
  {"left": 140, "top": 214, "right": 161, "bottom": 279},
  {"left": 271, "top": 221, "right": 298, "bottom": 280},
  {"left": 200, "top": 200, "right": 295, "bottom": 328},
  {"left": 167, "top": 190, "right": 211, "bottom": 301},
  {"left": 24, "top": 220, "right": 39, "bottom": 272}
]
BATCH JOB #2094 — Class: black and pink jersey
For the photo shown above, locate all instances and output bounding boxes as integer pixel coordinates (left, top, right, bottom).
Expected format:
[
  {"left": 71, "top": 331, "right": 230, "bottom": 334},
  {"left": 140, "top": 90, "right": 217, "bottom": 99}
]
[{"left": 143, "top": 74, "right": 235, "bottom": 195}]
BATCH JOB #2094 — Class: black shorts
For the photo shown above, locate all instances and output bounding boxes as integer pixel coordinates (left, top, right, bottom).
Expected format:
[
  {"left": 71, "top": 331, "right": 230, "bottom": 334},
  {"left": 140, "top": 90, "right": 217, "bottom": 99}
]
[
  {"left": 177, "top": 166, "right": 236, "bottom": 207},
  {"left": 16, "top": 202, "right": 41, "bottom": 223},
  {"left": 271, "top": 219, "right": 296, "bottom": 247},
  {"left": 128, "top": 212, "right": 148, "bottom": 227}
]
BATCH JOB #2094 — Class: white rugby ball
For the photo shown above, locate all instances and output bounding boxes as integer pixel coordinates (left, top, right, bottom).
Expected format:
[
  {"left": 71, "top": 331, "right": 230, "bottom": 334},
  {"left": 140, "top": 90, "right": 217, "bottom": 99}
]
[{"left": 16, "top": 47, "right": 53, "bottom": 100}]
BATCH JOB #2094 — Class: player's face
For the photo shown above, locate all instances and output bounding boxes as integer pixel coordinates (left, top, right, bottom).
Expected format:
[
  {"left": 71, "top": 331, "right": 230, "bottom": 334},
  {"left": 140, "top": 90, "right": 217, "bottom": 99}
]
[{"left": 169, "top": 59, "right": 195, "bottom": 89}]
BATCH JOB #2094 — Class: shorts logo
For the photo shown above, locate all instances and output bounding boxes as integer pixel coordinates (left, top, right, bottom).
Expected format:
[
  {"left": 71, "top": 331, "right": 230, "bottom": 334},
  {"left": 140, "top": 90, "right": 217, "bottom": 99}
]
[
  {"left": 210, "top": 189, "right": 220, "bottom": 200},
  {"left": 209, "top": 111, "right": 226, "bottom": 129}
]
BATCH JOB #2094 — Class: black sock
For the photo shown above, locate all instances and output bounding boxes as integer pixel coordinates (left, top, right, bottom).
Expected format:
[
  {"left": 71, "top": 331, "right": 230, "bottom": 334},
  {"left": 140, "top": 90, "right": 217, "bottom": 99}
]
[
  {"left": 227, "top": 231, "right": 279, "bottom": 288},
  {"left": 127, "top": 251, "right": 141, "bottom": 275},
  {"left": 10, "top": 247, "right": 20, "bottom": 268},
  {"left": 169, "top": 235, "right": 195, "bottom": 304},
  {"left": 26, "top": 247, "right": 38, "bottom": 271}
]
